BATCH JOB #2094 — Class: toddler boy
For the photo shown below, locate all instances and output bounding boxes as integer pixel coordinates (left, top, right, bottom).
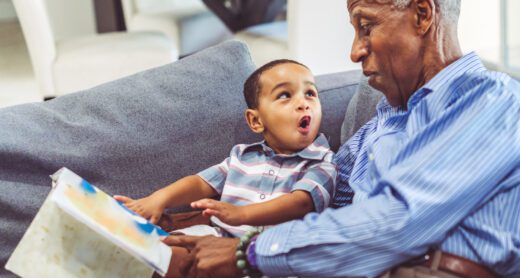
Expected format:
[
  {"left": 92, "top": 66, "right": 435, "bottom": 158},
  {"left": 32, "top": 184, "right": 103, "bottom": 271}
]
[{"left": 115, "top": 59, "right": 336, "bottom": 237}]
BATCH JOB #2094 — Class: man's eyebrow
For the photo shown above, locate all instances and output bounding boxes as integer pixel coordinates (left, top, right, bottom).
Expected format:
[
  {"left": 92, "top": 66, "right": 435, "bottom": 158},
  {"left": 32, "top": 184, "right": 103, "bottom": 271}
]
[
  {"left": 351, "top": 10, "right": 362, "bottom": 19},
  {"left": 351, "top": 10, "right": 375, "bottom": 20}
]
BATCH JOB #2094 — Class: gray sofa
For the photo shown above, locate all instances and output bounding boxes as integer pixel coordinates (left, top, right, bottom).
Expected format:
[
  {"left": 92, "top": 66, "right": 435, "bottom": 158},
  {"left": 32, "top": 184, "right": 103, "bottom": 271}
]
[{"left": 0, "top": 40, "right": 375, "bottom": 277}]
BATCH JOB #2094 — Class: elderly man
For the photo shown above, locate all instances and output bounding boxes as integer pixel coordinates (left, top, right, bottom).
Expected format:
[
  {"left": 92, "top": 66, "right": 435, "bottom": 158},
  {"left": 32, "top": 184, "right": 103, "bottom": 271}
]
[{"left": 164, "top": 0, "right": 520, "bottom": 277}]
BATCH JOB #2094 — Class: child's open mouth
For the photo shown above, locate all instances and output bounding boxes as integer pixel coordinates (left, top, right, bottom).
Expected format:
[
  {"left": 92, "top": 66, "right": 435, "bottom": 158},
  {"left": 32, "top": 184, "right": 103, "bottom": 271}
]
[{"left": 298, "top": 115, "right": 311, "bottom": 134}]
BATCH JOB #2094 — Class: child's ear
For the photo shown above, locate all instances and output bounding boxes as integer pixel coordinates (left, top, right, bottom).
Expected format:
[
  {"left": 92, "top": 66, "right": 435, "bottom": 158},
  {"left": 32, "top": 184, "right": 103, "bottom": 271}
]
[{"left": 245, "top": 109, "right": 264, "bottom": 134}]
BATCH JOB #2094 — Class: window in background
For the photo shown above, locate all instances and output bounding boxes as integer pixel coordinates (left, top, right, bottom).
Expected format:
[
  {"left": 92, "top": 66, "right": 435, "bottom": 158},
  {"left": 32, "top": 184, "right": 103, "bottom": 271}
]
[
  {"left": 459, "top": 0, "right": 519, "bottom": 78},
  {"left": 505, "top": 0, "right": 520, "bottom": 73},
  {"left": 459, "top": 0, "right": 500, "bottom": 67}
]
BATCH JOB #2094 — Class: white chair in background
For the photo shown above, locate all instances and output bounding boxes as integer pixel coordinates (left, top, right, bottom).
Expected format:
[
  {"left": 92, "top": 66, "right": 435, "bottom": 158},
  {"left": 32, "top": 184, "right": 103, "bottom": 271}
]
[
  {"left": 12, "top": 0, "right": 178, "bottom": 98},
  {"left": 121, "top": 0, "right": 204, "bottom": 48},
  {"left": 121, "top": 0, "right": 231, "bottom": 56}
]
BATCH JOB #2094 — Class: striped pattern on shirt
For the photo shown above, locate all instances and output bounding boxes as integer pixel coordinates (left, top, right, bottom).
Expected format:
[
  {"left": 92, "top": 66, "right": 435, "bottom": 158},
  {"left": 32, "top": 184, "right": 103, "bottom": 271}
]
[
  {"left": 197, "top": 133, "right": 336, "bottom": 237},
  {"left": 255, "top": 52, "right": 520, "bottom": 277}
]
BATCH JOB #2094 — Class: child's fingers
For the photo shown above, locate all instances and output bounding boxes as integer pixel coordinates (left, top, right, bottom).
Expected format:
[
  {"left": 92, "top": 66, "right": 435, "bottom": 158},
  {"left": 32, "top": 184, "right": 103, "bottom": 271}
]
[
  {"left": 126, "top": 202, "right": 138, "bottom": 210},
  {"left": 191, "top": 198, "right": 219, "bottom": 209},
  {"left": 113, "top": 195, "right": 133, "bottom": 203},
  {"left": 150, "top": 214, "right": 160, "bottom": 224},
  {"left": 202, "top": 209, "right": 221, "bottom": 218}
]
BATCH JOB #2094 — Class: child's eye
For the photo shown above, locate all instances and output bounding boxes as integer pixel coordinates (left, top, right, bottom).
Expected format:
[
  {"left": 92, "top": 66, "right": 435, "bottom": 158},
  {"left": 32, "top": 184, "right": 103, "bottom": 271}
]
[
  {"left": 306, "top": 90, "right": 317, "bottom": 97},
  {"left": 277, "top": 92, "right": 290, "bottom": 99}
]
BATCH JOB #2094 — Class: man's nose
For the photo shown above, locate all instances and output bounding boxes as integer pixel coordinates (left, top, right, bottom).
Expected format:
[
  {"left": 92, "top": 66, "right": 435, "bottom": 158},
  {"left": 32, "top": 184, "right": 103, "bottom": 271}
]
[{"left": 350, "top": 36, "right": 368, "bottom": 63}]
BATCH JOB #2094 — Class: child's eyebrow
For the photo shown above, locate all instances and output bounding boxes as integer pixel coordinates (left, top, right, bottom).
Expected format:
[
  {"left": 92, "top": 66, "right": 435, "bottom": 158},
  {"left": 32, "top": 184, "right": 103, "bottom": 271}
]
[
  {"left": 270, "top": 81, "right": 317, "bottom": 94},
  {"left": 270, "top": 82, "right": 290, "bottom": 94},
  {"left": 306, "top": 81, "right": 317, "bottom": 89}
]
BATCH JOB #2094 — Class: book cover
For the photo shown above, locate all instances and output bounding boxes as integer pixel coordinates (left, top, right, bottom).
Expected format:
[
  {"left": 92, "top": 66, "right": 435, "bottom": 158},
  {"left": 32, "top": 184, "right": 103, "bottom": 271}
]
[{"left": 5, "top": 167, "right": 172, "bottom": 277}]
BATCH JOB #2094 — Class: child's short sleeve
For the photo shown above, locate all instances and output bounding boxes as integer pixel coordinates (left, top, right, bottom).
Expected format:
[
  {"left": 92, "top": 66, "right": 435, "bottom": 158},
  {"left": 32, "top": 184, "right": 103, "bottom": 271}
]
[
  {"left": 291, "top": 151, "right": 337, "bottom": 212},
  {"left": 196, "top": 145, "right": 241, "bottom": 194},
  {"left": 197, "top": 159, "right": 230, "bottom": 195}
]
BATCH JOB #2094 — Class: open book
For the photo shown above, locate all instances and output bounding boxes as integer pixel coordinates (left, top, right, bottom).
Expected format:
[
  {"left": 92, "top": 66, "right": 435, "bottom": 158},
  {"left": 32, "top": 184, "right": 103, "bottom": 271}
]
[{"left": 5, "top": 168, "right": 172, "bottom": 277}]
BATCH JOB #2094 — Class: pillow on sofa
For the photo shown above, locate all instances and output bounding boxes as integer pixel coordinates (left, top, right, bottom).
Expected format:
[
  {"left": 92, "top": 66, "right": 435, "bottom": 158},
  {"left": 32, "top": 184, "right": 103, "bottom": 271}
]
[
  {"left": 340, "top": 74, "right": 383, "bottom": 144},
  {"left": 0, "top": 40, "right": 256, "bottom": 276}
]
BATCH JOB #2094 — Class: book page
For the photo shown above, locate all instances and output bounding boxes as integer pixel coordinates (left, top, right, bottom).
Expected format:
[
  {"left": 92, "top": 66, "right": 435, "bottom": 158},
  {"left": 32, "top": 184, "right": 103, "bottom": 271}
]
[{"left": 50, "top": 168, "right": 172, "bottom": 276}]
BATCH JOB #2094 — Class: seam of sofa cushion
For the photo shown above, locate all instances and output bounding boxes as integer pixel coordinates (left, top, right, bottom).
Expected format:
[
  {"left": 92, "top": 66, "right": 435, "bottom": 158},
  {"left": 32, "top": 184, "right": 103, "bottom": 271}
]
[
  {"left": 320, "top": 83, "right": 358, "bottom": 94},
  {"left": 316, "top": 70, "right": 362, "bottom": 93}
]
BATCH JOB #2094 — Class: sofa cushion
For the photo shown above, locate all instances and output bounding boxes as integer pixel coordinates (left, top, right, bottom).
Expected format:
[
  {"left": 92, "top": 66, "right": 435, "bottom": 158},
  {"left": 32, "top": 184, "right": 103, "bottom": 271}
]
[
  {"left": 340, "top": 74, "right": 383, "bottom": 144},
  {"left": 316, "top": 70, "right": 361, "bottom": 150}
]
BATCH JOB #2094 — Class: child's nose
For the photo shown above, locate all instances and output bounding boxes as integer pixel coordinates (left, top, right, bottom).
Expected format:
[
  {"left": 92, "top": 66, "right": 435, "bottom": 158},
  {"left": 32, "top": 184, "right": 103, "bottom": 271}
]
[{"left": 297, "top": 97, "right": 310, "bottom": 111}]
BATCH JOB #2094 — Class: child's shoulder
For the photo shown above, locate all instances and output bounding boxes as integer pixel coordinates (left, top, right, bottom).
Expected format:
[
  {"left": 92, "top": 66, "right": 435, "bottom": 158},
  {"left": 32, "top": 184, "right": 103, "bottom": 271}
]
[{"left": 228, "top": 142, "right": 264, "bottom": 158}]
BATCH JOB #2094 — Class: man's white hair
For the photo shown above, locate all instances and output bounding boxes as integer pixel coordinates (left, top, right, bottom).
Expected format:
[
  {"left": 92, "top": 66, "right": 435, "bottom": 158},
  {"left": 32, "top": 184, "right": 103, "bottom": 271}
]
[{"left": 393, "top": 0, "right": 461, "bottom": 25}]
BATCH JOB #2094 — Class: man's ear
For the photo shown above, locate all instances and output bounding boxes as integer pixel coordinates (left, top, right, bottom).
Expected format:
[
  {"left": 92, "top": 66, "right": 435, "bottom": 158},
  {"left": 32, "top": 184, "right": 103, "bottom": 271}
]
[
  {"left": 245, "top": 109, "right": 264, "bottom": 134},
  {"left": 415, "top": 0, "right": 434, "bottom": 35}
]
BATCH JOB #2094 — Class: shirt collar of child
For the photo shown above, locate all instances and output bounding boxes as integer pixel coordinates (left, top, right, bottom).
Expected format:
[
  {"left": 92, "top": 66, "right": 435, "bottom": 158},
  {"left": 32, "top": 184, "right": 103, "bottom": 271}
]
[{"left": 240, "top": 133, "right": 331, "bottom": 161}]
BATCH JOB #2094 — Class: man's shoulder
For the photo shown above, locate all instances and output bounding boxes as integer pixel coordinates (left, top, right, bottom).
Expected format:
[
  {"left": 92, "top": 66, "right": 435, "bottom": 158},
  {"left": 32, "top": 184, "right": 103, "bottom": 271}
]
[{"left": 453, "top": 70, "right": 520, "bottom": 101}]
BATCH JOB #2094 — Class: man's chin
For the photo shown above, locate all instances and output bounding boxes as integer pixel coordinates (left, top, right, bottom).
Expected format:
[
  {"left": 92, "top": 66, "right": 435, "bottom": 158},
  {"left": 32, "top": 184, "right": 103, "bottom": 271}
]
[{"left": 367, "top": 75, "right": 382, "bottom": 91}]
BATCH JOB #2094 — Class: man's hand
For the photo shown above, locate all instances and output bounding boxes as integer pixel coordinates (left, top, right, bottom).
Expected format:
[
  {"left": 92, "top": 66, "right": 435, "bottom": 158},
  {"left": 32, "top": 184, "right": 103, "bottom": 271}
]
[
  {"left": 191, "top": 199, "right": 247, "bottom": 226},
  {"left": 113, "top": 194, "right": 165, "bottom": 224},
  {"left": 162, "top": 235, "right": 242, "bottom": 278}
]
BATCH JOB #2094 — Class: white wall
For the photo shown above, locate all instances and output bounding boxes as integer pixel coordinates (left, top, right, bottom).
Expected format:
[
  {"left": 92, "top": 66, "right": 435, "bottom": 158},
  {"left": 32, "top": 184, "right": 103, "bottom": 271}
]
[
  {"left": 458, "top": 0, "right": 500, "bottom": 63},
  {"left": 0, "top": 0, "right": 17, "bottom": 21},
  {"left": 289, "top": 0, "right": 359, "bottom": 75}
]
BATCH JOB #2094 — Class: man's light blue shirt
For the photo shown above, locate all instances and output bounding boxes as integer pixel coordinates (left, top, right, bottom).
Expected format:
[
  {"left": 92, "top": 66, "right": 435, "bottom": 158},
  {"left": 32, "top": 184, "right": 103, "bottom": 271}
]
[{"left": 254, "top": 52, "right": 520, "bottom": 277}]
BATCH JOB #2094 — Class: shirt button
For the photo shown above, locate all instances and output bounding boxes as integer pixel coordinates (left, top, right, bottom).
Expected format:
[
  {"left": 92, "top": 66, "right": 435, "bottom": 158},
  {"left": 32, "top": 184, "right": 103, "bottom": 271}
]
[
  {"left": 270, "top": 243, "right": 279, "bottom": 252},
  {"left": 268, "top": 169, "right": 275, "bottom": 176},
  {"left": 368, "top": 153, "right": 375, "bottom": 161},
  {"left": 259, "top": 194, "right": 266, "bottom": 200}
]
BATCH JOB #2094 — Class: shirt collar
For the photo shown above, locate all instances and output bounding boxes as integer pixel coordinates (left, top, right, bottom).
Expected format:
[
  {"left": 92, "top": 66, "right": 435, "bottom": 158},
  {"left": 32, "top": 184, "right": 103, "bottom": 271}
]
[
  {"left": 407, "top": 51, "right": 487, "bottom": 109},
  {"left": 241, "top": 133, "right": 331, "bottom": 161},
  {"left": 375, "top": 52, "right": 487, "bottom": 115}
]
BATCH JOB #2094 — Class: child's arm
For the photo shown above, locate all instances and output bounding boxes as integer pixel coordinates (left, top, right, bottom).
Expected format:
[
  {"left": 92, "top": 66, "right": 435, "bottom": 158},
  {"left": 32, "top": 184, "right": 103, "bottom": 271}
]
[
  {"left": 192, "top": 151, "right": 337, "bottom": 226},
  {"left": 191, "top": 190, "right": 314, "bottom": 226},
  {"left": 114, "top": 175, "right": 217, "bottom": 224}
]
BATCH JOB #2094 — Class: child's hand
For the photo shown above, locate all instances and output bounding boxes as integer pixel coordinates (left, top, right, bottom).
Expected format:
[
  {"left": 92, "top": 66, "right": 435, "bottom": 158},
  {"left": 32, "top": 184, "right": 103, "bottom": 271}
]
[
  {"left": 191, "top": 199, "right": 247, "bottom": 226},
  {"left": 113, "top": 194, "right": 165, "bottom": 224}
]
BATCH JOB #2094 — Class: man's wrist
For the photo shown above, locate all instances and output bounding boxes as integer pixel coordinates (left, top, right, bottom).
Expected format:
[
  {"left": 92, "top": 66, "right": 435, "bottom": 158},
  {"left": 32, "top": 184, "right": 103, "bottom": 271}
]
[
  {"left": 246, "top": 235, "right": 259, "bottom": 270},
  {"left": 235, "top": 230, "right": 262, "bottom": 277}
]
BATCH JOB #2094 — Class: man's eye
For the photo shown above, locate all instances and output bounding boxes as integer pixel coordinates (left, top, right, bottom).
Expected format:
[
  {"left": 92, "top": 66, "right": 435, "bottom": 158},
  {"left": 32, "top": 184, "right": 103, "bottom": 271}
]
[
  {"left": 360, "top": 23, "right": 372, "bottom": 34},
  {"left": 277, "top": 92, "right": 290, "bottom": 99}
]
